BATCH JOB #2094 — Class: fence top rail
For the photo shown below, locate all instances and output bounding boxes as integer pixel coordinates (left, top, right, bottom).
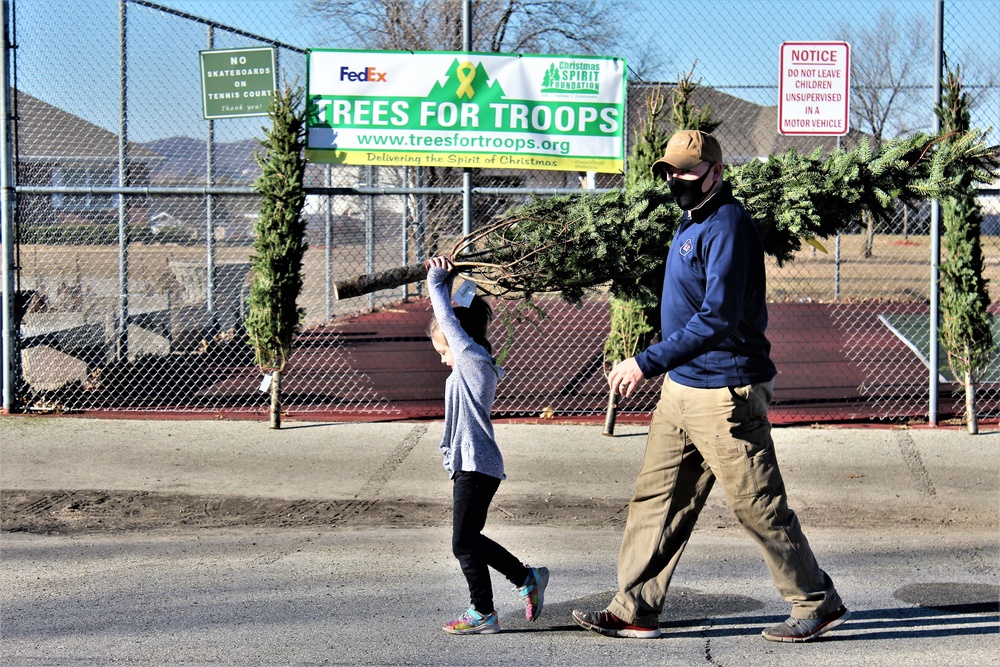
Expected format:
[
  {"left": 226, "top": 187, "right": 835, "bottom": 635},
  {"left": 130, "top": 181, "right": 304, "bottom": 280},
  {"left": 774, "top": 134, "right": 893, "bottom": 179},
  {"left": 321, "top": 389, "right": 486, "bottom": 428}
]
[
  {"left": 127, "top": 0, "right": 307, "bottom": 54},
  {"left": 15, "top": 185, "right": 616, "bottom": 197},
  {"left": 15, "top": 185, "right": 999, "bottom": 196}
]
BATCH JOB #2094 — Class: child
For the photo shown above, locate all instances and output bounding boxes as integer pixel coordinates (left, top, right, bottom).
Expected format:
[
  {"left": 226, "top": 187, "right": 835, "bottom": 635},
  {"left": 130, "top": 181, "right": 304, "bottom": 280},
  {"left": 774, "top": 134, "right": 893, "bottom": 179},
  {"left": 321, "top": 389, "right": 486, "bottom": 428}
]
[{"left": 424, "top": 255, "right": 549, "bottom": 635}]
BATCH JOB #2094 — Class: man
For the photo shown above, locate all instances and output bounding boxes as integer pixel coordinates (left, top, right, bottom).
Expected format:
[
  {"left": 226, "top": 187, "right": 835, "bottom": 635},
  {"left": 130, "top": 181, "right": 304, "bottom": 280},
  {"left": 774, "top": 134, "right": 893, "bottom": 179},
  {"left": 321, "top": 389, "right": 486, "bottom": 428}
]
[{"left": 572, "top": 130, "right": 849, "bottom": 643}]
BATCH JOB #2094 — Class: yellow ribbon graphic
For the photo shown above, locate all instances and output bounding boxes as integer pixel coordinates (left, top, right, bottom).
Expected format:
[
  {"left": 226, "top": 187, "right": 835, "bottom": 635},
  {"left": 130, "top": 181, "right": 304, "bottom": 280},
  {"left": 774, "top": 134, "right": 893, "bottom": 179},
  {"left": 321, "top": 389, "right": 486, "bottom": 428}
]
[{"left": 455, "top": 61, "right": 476, "bottom": 99}]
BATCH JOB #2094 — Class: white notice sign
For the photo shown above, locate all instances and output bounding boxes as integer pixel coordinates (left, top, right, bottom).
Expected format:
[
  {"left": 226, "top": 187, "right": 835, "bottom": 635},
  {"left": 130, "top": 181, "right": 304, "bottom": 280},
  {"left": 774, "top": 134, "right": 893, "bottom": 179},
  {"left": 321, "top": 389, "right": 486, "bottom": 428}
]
[{"left": 778, "top": 41, "right": 850, "bottom": 136}]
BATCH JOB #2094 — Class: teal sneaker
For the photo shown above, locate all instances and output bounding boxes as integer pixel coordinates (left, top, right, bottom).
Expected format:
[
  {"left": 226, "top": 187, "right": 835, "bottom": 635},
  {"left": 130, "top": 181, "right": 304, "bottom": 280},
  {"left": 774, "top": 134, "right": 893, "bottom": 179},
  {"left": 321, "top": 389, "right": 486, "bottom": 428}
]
[
  {"left": 516, "top": 566, "right": 550, "bottom": 621},
  {"left": 442, "top": 607, "right": 500, "bottom": 635}
]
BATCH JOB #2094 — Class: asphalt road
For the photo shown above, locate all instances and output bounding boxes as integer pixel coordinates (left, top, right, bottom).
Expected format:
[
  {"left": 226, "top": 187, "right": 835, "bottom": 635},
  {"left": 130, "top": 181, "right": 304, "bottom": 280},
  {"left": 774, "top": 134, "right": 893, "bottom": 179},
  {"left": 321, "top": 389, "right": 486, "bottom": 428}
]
[{"left": 1, "top": 416, "right": 998, "bottom": 666}]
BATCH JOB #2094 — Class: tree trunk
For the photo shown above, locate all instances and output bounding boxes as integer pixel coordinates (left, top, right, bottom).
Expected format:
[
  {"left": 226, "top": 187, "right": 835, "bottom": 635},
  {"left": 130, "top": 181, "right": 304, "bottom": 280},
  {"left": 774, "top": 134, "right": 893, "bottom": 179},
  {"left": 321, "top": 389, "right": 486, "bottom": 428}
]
[
  {"left": 334, "top": 263, "right": 428, "bottom": 300},
  {"left": 270, "top": 369, "right": 282, "bottom": 430},
  {"left": 965, "top": 367, "right": 979, "bottom": 435},
  {"left": 602, "top": 390, "right": 619, "bottom": 436},
  {"left": 863, "top": 211, "right": 875, "bottom": 259}
]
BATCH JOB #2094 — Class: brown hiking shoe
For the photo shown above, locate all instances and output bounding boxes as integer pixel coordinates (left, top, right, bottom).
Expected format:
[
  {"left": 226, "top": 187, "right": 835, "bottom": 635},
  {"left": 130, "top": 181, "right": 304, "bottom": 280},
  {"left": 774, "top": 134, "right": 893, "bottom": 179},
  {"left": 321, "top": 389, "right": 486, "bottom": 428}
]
[{"left": 572, "top": 609, "right": 661, "bottom": 639}]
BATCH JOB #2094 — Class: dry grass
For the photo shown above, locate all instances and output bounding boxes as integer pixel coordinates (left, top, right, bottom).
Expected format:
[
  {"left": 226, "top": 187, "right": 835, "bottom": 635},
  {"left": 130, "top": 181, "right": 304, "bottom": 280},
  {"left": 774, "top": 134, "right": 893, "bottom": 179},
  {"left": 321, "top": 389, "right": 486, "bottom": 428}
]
[
  {"left": 768, "top": 234, "right": 1000, "bottom": 303},
  {"left": 15, "top": 233, "right": 1000, "bottom": 323}
]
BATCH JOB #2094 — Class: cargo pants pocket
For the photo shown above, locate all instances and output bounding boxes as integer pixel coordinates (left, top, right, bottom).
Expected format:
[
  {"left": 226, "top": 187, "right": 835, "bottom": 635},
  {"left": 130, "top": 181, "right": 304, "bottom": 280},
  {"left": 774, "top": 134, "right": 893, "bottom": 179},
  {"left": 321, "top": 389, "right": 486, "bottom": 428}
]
[{"left": 720, "top": 384, "right": 782, "bottom": 499}]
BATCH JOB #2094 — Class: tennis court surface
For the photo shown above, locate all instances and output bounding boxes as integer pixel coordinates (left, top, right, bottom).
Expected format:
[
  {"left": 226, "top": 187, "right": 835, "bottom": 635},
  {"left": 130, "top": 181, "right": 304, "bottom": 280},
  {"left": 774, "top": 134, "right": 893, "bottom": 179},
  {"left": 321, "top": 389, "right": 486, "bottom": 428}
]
[{"left": 879, "top": 313, "right": 1000, "bottom": 383}]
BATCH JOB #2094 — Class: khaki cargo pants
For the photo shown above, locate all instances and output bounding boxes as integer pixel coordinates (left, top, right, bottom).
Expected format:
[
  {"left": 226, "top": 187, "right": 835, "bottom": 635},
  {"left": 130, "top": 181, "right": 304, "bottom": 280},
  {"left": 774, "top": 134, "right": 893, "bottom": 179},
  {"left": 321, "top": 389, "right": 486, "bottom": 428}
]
[{"left": 607, "top": 375, "right": 842, "bottom": 627}]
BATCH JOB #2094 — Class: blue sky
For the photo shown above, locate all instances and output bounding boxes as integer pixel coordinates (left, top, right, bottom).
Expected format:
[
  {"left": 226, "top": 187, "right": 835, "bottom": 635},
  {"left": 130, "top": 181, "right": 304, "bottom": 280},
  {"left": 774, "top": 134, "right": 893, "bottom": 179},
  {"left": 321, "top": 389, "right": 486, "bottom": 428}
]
[{"left": 13, "top": 0, "right": 999, "bottom": 143}]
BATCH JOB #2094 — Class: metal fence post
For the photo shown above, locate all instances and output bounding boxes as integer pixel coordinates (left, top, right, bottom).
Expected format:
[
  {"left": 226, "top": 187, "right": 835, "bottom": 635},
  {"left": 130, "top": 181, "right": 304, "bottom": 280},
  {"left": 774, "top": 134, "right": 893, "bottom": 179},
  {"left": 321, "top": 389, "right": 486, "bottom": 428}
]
[
  {"left": 116, "top": 0, "right": 130, "bottom": 362},
  {"left": 1, "top": 0, "right": 14, "bottom": 412},
  {"left": 461, "top": 0, "right": 472, "bottom": 237},
  {"left": 416, "top": 166, "right": 425, "bottom": 298},
  {"left": 402, "top": 165, "right": 409, "bottom": 301},
  {"left": 929, "top": 0, "right": 945, "bottom": 425},
  {"left": 205, "top": 24, "right": 216, "bottom": 328},
  {"left": 834, "top": 136, "right": 842, "bottom": 301},
  {"left": 324, "top": 163, "right": 332, "bottom": 321},
  {"left": 365, "top": 164, "right": 374, "bottom": 309}
]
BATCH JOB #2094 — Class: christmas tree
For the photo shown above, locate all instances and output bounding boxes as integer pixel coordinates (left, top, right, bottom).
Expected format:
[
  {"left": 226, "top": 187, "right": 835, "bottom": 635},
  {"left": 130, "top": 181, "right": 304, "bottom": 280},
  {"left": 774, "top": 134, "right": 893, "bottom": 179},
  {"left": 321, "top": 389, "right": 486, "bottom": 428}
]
[
  {"left": 936, "top": 66, "right": 994, "bottom": 434},
  {"left": 332, "top": 132, "right": 998, "bottom": 308},
  {"left": 245, "top": 80, "right": 308, "bottom": 429}
]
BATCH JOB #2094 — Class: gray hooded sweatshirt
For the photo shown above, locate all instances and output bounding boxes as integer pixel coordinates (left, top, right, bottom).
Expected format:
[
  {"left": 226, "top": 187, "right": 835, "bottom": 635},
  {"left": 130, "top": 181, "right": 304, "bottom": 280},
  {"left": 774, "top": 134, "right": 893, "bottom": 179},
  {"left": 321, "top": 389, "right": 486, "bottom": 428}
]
[{"left": 428, "top": 266, "right": 506, "bottom": 480}]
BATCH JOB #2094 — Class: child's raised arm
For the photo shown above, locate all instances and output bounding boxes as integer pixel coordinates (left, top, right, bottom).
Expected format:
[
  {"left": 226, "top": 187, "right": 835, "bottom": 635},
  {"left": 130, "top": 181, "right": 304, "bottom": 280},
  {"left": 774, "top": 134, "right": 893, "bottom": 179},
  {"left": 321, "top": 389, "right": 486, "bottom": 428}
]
[{"left": 425, "top": 256, "right": 474, "bottom": 352}]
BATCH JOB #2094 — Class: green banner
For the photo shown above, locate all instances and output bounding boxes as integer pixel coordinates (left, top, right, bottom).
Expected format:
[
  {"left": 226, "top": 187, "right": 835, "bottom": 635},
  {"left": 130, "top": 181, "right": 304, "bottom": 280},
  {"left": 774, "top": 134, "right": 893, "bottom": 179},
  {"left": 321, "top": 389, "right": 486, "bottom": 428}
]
[{"left": 306, "top": 50, "right": 626, "bottom": 173}]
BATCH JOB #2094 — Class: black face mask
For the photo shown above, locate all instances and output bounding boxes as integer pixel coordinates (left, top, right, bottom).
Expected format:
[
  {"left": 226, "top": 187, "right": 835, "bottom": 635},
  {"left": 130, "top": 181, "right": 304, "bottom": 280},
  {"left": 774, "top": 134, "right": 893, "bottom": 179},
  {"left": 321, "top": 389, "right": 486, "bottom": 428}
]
[{"left": 668, "top": 167, "right": 717, "bottom": 210}]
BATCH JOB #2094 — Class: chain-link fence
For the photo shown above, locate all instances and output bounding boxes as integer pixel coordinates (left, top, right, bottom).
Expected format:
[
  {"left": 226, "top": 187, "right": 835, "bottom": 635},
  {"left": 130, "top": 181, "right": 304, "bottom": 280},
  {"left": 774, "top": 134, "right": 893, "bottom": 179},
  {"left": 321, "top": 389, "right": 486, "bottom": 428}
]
[{"left": 4, "top": 0, "right": 998, "bottom": 424}]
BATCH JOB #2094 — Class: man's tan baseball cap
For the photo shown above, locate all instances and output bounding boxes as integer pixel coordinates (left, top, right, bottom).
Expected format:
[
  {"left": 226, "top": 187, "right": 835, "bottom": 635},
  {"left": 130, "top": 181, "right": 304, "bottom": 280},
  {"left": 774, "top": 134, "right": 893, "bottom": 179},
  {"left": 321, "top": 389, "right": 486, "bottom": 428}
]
[{"left": 651, "top": 130, "right": 724, "bottom": 176}]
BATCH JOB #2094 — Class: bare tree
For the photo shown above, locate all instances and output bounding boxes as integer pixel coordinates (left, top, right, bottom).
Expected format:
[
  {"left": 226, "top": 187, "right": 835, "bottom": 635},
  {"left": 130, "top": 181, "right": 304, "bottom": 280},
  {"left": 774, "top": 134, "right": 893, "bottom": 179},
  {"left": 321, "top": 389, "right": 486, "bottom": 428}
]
[
  {"left": 839, "top": 9, "right": 932, "bottom": 259},
  {"left": 305, "top": 0, "right": 614, "bottom": 54},
  {"left": 839, "top": 9, "right": 932, "bottom": 149},
  {"left": 946, "top": 47, "right": 999, "bottom": 130},
  {"left": 621, "top": 39, "right": 669, "bottom": 82}
]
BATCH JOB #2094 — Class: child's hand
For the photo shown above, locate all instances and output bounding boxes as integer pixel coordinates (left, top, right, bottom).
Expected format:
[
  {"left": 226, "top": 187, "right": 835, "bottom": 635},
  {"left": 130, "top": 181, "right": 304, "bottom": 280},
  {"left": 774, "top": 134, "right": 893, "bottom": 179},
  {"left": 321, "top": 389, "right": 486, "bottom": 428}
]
[{"left": 424, "top": 256, "right": 455, "bottom": 272}]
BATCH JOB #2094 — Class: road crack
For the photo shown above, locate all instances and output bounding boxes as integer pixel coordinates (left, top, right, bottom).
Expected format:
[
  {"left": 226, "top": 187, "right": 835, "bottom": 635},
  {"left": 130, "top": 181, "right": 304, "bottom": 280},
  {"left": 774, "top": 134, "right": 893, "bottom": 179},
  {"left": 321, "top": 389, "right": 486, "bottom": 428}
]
[{"left": 895, "top": 429, "right": 937, "bottom": 498}]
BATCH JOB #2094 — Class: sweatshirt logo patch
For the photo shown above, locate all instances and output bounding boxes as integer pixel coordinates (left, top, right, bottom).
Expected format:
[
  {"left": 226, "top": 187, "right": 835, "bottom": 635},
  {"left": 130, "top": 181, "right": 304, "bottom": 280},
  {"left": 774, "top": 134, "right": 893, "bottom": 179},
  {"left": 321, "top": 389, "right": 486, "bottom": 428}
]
[{"left": 679, "top": 238, "right": 693, "bottom": 256}]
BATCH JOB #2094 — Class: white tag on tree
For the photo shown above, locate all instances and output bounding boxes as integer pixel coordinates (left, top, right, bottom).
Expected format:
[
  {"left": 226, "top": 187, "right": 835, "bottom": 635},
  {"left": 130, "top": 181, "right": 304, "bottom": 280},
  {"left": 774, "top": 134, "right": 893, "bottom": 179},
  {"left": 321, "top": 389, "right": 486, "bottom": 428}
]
[
  {"left": 259, "top": 373, "right": 273, "bottom": 392},
  {"left": 453, "top": 280, "right": 477, "bottom": 307}
]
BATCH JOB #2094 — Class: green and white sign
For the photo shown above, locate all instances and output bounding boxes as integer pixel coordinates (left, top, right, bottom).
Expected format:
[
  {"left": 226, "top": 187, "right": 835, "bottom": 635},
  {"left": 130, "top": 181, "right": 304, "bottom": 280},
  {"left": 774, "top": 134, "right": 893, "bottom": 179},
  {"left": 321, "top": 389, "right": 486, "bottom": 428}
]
[
  {"left": 306, "top": 49, "right": 626, "bottom": 173},
  {"left": 200, "top": 47, "right": 276, "bottom": 119}
]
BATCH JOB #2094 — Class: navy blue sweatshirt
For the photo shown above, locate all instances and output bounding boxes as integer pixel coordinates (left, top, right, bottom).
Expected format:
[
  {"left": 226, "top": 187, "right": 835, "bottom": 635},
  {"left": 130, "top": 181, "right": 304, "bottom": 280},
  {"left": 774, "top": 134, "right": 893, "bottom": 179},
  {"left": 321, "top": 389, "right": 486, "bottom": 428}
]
[{"left": 634, "top": 182, "right": 777, "bottom": 388}]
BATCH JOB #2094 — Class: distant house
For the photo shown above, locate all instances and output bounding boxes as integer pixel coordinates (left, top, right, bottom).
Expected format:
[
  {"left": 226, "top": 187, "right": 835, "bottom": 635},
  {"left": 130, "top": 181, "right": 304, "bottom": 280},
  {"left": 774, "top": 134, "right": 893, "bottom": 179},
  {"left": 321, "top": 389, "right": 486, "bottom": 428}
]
[
  {"left": 14, "top": 89, "right": 161, "bottom": 231},
  {"left": 148, "top": 211, "right": 184, "bottom": 234}
]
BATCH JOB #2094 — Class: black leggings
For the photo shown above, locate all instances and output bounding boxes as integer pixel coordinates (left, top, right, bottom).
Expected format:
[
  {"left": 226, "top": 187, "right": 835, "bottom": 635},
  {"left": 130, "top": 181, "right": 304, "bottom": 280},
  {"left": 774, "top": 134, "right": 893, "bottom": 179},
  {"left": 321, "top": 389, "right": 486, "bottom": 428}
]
[{"left": 452, "top": 471, "right": 530, "bottom": 614}]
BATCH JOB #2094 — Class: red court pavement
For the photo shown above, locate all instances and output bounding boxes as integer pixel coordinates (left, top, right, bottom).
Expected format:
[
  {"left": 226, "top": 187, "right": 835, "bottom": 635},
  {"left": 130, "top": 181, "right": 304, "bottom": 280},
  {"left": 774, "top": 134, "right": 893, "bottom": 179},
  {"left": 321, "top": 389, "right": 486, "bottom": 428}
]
[{"left": 247, "top": 298, "right": 951, "bottom": 425}]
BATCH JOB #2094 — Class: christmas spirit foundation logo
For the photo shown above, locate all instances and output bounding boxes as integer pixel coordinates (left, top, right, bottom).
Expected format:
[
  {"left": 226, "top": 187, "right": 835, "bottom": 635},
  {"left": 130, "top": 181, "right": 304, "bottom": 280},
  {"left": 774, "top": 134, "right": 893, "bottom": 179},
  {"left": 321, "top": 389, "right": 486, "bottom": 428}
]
[{"left": 542, "top": 61, "right": 601, "bottom": 95}]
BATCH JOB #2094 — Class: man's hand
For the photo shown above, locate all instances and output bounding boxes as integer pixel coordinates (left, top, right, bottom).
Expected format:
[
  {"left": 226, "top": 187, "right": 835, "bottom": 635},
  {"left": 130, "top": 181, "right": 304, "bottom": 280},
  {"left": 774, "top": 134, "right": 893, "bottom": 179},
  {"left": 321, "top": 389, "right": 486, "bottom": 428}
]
[{"left": 608, "top": 357, "right": 644, "bottom": 398}]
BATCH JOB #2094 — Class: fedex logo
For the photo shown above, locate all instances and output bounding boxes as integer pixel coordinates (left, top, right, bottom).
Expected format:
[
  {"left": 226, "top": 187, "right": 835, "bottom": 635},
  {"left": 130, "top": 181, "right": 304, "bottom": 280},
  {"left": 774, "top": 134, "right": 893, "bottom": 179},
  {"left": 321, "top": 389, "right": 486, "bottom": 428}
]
[{"left": 340, "top": 66, "right": 388, "bottom": 82}]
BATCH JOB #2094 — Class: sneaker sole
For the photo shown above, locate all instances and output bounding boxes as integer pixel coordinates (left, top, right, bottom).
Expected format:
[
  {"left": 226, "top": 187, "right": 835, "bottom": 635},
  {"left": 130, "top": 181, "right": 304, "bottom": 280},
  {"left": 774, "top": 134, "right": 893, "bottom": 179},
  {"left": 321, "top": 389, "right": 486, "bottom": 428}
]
[
  {"left": 761, "top": 609, "right": 851, "bottom": 643},
  {"left": 443, "top": 625, "right": 500, "bottom": 635},
  {"left": 527, "top": 568, "right": 550, "bottom": 622},
  {"left": 571, "top": 611, "right": 662, "bottom": 639}
]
